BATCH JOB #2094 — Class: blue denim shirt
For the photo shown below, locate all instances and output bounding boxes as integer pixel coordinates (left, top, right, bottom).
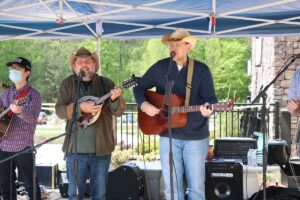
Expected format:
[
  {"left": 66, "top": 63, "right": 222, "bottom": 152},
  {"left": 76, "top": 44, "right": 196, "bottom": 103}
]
[{"left": 288, "top": 68, "right": 300, "bottom": 100}]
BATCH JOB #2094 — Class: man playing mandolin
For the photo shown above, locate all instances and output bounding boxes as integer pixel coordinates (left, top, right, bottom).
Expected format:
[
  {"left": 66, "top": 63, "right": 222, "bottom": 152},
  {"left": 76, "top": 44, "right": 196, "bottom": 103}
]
[
  {"left": 133, "top": 29, "right": 218, "bottom": 200},
  {"left": 55, "top": 47, "right": 126, "bottom": 200},
  {"left": 0, "top": 57, "right": 42, "bottom": 200}
]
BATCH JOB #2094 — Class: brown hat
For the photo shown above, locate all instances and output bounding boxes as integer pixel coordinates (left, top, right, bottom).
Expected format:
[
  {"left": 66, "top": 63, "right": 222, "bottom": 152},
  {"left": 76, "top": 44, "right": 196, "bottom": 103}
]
[
  {"left": 70, "top": 47, "right": 99, "bottom": 71},
  {"left": 161, "top": 28, "right": 197, "bottom": 49}
]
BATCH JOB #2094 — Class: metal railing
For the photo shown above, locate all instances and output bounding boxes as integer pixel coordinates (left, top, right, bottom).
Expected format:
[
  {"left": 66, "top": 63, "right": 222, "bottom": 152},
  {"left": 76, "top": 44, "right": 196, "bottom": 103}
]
[{"left": 115, "top": 102, "right": 280, "bottom": 155}]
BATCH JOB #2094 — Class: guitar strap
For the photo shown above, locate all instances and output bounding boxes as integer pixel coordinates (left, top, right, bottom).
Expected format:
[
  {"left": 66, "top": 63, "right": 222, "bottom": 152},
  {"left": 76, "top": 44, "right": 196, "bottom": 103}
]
[
  {"left": 7, "top": 86, "right": 32, "bottom": 117},
  {"left": 185, "top": 57, "right": 194, "bottom": 106}
]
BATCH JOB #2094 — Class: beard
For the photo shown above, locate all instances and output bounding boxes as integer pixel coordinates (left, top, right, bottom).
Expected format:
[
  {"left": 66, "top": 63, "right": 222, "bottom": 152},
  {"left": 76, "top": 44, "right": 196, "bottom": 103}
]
[{"left": 82, "top": 71, "right": 95, "bottom": 81}]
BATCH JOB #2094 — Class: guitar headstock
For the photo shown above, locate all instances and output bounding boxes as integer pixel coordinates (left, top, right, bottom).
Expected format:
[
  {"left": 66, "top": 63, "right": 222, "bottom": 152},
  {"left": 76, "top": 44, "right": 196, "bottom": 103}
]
[
  {"left": 214, "top": 98, "right": 235, "bottom": 112},
  {"left": 121, "top": 74, "right": 140, "bottom": 89},
  {"left": 0, "top": 82, "right": 9, "bottom": 89},
  {"left": 14, "top": 96, "right": 30, "bottom": 106}
]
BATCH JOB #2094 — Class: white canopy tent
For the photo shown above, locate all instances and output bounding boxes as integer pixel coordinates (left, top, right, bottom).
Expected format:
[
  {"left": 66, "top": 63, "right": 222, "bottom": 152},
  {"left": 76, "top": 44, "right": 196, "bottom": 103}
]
[{"left": 0, "top": 0, "right": 300, "bottom": 40}]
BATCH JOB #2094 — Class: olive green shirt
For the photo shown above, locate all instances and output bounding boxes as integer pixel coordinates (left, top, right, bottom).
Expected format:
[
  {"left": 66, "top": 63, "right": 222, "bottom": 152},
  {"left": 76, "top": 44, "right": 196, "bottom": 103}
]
[
  {"left": 76, "top": 82, "right": 96, "bottom": 153},
  {"left": 55, "top": 74, "right": 125, "bottom": 156}
]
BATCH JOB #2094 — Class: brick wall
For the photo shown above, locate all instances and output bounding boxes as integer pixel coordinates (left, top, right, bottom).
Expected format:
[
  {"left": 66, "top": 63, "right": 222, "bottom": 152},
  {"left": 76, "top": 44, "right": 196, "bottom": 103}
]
[{"left": 251, "top": 36, "right": 300, "bottom": 155}]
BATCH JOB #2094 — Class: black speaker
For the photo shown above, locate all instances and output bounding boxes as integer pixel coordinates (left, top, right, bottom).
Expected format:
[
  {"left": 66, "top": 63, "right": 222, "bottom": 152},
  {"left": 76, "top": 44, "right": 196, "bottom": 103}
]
[
  {"left": 36, "top": 163, "right": 58, "bottom": 189},
  {"left": 267, "top": 140, "right": 289, "bottom": 165},
  {"left": 58, "top": 171, "right": 90, "bottom": 198},
  {"left": 205, "top": 160, "right": 243, "bottom": 200}
]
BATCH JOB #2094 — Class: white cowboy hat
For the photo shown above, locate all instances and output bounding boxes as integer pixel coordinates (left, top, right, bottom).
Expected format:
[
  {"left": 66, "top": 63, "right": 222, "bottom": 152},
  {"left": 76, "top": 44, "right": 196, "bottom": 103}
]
[{"left": 161, "top": 28, "right": 197, "bottom": 49}]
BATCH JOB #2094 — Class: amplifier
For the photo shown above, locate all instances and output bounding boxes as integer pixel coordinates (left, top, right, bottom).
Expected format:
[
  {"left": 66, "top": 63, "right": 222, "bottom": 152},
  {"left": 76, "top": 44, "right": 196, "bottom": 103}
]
[
  {"left": 214, "top": 137, "right": 257, "bottom": 164},
  {"left": 36, "top": 163, "right": 58, "bottom": 189},
  {"left": 268, "top": 139, "right": 289, "bottom": 165},
  {"left": 205, "top": 159, "right": 243, "bottom": 200}
]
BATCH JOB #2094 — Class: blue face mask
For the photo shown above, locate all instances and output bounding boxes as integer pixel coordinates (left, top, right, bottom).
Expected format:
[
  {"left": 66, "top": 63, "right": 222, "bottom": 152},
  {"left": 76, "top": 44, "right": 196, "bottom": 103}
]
[{"left": 9, "top": 69, "right": 23, "bottom": 84}]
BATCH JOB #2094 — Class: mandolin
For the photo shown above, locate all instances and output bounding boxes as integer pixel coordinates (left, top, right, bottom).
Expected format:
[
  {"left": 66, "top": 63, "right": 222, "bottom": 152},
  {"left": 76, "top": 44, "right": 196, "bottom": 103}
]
[
  {"left": 0, "top": 96, "right": 30, "bottom": 140},
  {"left": 77, "top": 74, "right": 140, "bottom": 129}
]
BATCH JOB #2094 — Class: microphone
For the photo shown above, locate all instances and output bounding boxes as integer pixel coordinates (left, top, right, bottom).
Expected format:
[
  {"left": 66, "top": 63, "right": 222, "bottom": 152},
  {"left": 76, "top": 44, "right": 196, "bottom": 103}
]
[
  {"left": 77, "top": 71, "right": 84, "bottom": 80},
  {"left": 78, "top": 71, "right": 85, "bottom": 79}
]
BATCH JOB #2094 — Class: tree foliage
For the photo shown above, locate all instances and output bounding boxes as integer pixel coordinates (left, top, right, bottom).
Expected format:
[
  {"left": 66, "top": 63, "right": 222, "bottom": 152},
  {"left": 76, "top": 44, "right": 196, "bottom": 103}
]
[
  {"left": 190, "top": 38, "right": 251, "bottom": 101},
  {"left": 0, "top": 38, "right": 250, "bottom": 102}
]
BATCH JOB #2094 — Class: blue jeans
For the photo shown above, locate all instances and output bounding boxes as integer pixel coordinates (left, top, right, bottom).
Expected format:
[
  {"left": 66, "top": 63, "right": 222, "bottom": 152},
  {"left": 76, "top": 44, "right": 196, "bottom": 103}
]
[
  {"left": 66, "top": 154, "right": 111, "bottom": 200},
  {"left": 160, "top": 137, "right": 209, "bottom": 200}
]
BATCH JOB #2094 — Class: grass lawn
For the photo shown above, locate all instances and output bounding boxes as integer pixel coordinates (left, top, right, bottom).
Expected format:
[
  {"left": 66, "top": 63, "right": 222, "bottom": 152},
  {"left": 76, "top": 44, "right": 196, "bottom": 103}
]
[{"left": 35, "top": 126, "right": 65, "bottom": 144}]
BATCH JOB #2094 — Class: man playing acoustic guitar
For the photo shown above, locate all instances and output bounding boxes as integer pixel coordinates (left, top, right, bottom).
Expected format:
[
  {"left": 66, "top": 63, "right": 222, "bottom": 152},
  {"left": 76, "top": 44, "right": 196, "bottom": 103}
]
[
  {"left": 134, "top": 29, "right": 218, "bottom": 200},
  {"left": 0, "top": 57, "right": 41, "bottom": 200},
  {"left": 55, "top": 47, "right": 126, "bottom": 200}
]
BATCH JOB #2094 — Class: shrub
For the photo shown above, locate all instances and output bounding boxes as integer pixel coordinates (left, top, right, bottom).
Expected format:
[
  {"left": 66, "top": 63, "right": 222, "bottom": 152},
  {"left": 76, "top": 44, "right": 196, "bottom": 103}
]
[
  {"left": 111, "top": 145, "right": 133, "bottom": 168},
  {"left": 136, "top": 151, "right": 159, "bottom": 162},
  {"left": 134, "top": 137, "right": 159, "bottom": 155}
]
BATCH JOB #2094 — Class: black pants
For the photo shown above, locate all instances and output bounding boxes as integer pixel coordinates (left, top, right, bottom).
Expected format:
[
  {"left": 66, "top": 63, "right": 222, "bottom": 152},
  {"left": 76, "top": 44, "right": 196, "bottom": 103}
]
[{"left": 0, "top": 149, "right": 41, "bottom": 200}]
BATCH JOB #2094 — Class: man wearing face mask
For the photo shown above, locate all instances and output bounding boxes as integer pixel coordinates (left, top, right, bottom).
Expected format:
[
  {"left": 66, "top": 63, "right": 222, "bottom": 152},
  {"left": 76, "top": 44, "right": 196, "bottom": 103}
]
[
  {"left": 55, "top": 47, "right": 126, "bottom": 200},
  {"left": 0, "top": 57, "right": 42, "bottom": 200}
]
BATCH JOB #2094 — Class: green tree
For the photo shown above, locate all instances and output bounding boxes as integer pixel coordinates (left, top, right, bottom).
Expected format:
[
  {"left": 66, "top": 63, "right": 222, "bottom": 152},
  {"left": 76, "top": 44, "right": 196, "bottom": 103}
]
[
  {"left": 0, "top": 38, "right": 250, "bottom": 103},
  {"left": 191, "top": 38, "right": 250, "bottom": 101}
]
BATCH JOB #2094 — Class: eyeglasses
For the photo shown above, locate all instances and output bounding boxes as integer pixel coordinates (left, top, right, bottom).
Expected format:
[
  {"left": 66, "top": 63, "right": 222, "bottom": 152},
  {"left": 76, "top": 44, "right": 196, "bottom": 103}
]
[{"left": 167, "top": 42, "right": 188, "bottom": 49}]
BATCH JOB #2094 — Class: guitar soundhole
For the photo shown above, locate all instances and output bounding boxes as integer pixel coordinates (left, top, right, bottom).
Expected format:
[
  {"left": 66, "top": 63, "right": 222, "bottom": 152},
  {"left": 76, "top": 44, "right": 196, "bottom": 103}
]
[
  {"left": 161, "top": 106, "right": 169, "bottom": 117},
  {"left": 155, "top": 114, "right": 167, "bottom": 125}
]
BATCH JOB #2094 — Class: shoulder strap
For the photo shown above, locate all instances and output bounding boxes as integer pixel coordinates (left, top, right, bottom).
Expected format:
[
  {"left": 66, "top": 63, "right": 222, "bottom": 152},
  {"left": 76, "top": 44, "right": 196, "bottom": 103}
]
[
  {"left": 16, "top": 86, "right": 32, "bottom": 100},
  {"left": 185, "top": 58, "right": 194, "bottom": 106}
]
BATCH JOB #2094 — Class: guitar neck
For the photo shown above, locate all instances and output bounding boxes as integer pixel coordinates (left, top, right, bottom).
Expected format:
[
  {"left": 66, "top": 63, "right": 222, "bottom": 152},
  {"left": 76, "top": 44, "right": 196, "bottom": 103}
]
[
  {"left": 171, "top": 105, "right": 201, "bottom": 113},
  {"left": 0, "top": 98, "right": 29, "bottom": 120},
  {"left": 0, "top": 82, "right": 9, "bottom": 89},
  {"left": 0, "top": 107, "right": 11, "bottom": 119},
  {"left": 171, "top": 103, "right": 229, "bottom": 114}
]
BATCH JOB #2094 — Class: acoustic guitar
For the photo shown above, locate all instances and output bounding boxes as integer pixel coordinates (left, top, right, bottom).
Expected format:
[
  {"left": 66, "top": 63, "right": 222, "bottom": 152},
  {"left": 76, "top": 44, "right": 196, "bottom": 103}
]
[
  {"left": 77, "top": 74, "right": 140, "bottom": 129},
  {"left": 0, "top": 96, "right": 30, "bottom": 140},
  {"left": 138, "top": 90, "right": 235, "bottom": 135}
]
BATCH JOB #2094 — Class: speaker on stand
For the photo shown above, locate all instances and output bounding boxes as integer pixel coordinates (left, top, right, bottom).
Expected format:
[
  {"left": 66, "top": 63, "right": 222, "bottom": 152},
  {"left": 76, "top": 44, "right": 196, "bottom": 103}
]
[{"left": 205, "top": 159, "right": 243, "bottom": 200}]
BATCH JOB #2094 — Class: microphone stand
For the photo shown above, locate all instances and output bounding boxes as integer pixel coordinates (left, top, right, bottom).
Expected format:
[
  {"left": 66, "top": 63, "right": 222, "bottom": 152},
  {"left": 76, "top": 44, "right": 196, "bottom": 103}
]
[
  {"left": 33, "top": 148, "right": 37, "bottom": 200},
  {"left": 0, "top": 133, "right": 66, "bottom": 200},
  {"left": 163, "top": 53, "right": 175, "bottom": 200},
  {"left": 251, "top": 54, "right": 299, "bottom": 200},
  {"left": 0, "top": 133, "right": 66, "bottom": 165},
  {"left": 63, "top": 72, "right": 84, "bottom": 200}
]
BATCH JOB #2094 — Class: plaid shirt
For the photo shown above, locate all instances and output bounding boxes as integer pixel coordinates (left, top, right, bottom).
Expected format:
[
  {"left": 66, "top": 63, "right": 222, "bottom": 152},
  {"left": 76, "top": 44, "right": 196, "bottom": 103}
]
[
  {"left": 288, "top": 69, "right": 300, "bottom": 100},
  {"left": 0, "top": 84, "right": 41, "bottom": 152}
]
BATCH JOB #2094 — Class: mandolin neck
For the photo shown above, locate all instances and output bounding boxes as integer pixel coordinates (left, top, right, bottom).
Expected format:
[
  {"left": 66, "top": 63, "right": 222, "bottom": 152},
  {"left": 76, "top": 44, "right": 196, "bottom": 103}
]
[
  {"left": 94, "top": 86, "right": 125, "bottom": 105},
  {"left": 94, "top": 92, "right": 112, "bottom": 105}
]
